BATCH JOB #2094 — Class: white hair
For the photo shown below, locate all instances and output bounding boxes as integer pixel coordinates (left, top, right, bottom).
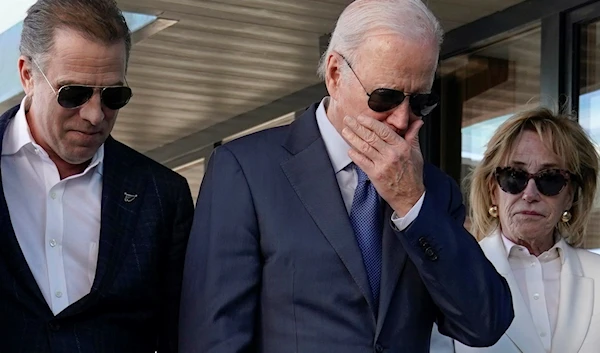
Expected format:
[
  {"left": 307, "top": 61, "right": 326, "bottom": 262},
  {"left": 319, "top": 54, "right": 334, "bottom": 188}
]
[{"left": 317, "top": 0, "right": 444, "bottom": 80}]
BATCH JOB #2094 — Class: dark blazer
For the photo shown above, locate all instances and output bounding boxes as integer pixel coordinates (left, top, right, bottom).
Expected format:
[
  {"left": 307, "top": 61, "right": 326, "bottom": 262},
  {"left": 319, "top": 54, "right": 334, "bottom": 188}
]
[
  {"left": 180, "top": 103, "right": 514, "bottom": 353},
  {"left": 0, "top": 105, "right": 194, "bottom": 353}
]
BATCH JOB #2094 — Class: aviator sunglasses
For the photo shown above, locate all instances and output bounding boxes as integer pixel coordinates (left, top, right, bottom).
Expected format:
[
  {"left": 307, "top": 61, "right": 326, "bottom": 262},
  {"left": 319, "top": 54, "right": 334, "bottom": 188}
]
[
  {"left": 338, "top": 53, "right": 439, "bottom": 115},
  {"left": 32, "top": 58, "right": 132, "bottom": 110},
  {"left": 494, "top": 166, "right": 576, "bottom": 197}
]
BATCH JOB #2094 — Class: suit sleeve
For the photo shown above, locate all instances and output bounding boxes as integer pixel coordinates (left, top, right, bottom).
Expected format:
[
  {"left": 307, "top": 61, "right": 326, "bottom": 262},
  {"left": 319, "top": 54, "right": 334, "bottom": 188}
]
[
  {"left": 179, "top": 146, "right": 261, "bottom": 353},
  {"left": 158, "top": 175, "right": 194, "bottom": 352},
  {"left": 398, "top": 173, "right": 513, "bottom": 347}
]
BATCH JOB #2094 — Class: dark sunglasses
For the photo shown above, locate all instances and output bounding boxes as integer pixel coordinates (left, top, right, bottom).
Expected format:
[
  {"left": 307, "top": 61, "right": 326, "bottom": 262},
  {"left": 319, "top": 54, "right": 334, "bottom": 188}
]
[
  {"left": 32, "top": 58, "right": 132, "bottom": 110},
  {"left": 339, "top": 54, "right": 439, "bottom": 115},
  {"left": 53, "top": 85, "right": 132, "bottom": 110},
  {"left": 494, "top": 166, "right": 575, "bottom": 197}
]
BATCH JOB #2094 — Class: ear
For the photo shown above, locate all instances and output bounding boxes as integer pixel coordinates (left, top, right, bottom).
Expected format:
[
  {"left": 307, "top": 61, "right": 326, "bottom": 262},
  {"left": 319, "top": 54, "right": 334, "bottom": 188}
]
[
  {"left": 18, "top": 55, "right": 35, "bottom": 96},
  {"left": 324, "top": 53, "right": 344, "bottom": 101}
]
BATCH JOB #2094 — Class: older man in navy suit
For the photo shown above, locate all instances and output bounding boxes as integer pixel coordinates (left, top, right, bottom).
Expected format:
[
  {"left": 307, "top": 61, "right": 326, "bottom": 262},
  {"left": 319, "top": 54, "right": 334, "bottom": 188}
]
[
  {"left": 180, "top": 0, "right": 514, "bottom": 352},
  {"left": 0, "top": 0, "right": 193, "bottom": 352}
]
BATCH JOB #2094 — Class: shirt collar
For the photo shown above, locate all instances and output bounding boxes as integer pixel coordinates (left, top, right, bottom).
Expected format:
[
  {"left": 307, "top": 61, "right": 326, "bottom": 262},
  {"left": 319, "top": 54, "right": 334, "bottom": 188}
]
[
  {"left": 501, "top": 231, "right": 565, "bottom": 264},
  {"left": 2, "top": 97, "right": 34, "bottom": 156},
  {"left": 2, "top": 96, "right": 104, "bottom": 176},
  {"left": 315, "top": 96, "right": 352, "bottom": 173}
]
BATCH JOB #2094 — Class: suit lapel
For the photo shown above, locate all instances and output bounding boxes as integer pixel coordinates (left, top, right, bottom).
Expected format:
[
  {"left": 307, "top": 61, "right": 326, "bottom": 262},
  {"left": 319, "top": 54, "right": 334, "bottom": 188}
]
[
  {"left": 0, "top": 105, "right": 49, "bottom": 310},
  {"left": 480, "top": 232, "right": 546, "bottom": 353},
  {"left": 550, "top": 245, "right": 593, "bottom": 353},
  {"left": 281, "top": 105, "right": 375, "bottom": 317},
  {"left": 375, "top": 204, "right": 408, "bottom": 334},
  {"left": 58, "top": 138, "right": 147, "bottom": 316},
  {"left": 91, "top": 138, "right": 147, "bottom": 293}
]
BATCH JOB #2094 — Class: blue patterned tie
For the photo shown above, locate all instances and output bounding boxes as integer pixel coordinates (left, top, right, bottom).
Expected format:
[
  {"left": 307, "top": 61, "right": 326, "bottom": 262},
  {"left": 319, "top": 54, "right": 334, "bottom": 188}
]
[{"left": 349, "top": 164, "right": 383, "bottom": 310}]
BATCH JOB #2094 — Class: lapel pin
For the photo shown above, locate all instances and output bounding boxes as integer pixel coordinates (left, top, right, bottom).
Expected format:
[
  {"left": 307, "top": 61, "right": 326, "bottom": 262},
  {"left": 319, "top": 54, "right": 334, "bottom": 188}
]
[{"left": 124, "top": 192, "right": 138, "bottom": 203}]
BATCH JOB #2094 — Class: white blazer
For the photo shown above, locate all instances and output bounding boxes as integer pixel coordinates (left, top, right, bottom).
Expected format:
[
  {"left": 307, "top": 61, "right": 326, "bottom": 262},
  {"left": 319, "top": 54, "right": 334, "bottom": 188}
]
[{"left": 431, "top": 230, "right": 600, "bottom": 353}]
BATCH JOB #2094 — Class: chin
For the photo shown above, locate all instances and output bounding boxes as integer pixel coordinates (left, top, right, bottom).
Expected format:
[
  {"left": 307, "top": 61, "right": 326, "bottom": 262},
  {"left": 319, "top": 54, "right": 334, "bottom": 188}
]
[
  {"left": 60, "top": 150, "right": 97, "bottom": 165},
  {"left": 514, "top": 226, "right": 553, "bottom": 240}
]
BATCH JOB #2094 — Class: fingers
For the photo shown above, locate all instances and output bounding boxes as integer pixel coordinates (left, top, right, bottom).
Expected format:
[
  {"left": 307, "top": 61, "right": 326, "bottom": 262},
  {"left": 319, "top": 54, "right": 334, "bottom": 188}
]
[
  {"left": 355, "top": 114, "right": 400, "bottom": 145},
  {"left": 342, "top": 116, "right": 386, "bottom": 163},
  {"left": 348, "top": 148, "right": 374, "bottom": 172},
  {"left": 343, "top": 116, "right": 389, "bottom": 153},
  {"left": 404, "top": 119, "right": 424, "bottom": 149}
]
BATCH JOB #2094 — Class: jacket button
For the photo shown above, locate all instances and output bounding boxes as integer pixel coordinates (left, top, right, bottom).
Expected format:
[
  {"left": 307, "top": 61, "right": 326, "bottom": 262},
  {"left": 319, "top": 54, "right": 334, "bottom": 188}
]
[
  {"left": 418, "top": 237, "right": 427, "bottom": 245},
  {"left": 48, "top": 321, "right": 60, "bottom": 331},
  {"left": 425, "top": 247, "right": 438, "bottom": 261},
  {"left": 374, "top": 343, "right": 384, "bottom": 353}
]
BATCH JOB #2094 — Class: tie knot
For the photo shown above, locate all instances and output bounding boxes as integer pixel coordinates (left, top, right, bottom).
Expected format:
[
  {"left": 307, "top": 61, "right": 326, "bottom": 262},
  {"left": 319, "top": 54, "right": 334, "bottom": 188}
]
[{"left": 353, "top": 164, "right": 369, "bottom": 184}]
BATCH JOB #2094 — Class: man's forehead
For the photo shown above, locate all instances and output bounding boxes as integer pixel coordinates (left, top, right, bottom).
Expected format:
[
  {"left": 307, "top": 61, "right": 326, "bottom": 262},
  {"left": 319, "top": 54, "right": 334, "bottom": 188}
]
[
  {"left": 354, "top": 35, "right": 438, "bottom": 68},
  {"left": 351, "top": 38, "right": 437, "bottom": 91}
]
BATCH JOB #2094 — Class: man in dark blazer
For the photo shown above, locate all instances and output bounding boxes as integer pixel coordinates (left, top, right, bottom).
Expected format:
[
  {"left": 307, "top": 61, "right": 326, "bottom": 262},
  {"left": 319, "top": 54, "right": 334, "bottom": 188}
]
[
  {"left": 0, "top": 1, "right": 193, "bottom": 352},
  {"left": 180, "top": 1, "right": 513, "bottom": 352}
]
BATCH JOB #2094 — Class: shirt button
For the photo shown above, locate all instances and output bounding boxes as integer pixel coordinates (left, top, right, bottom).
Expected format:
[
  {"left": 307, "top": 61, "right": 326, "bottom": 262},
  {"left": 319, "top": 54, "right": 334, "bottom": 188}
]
[
  {"left": 530, "top": 262, "right": 536, "bottom": 267},
  {"left": 540, "top": 332, "right": 547, "bottom": 337},
  {"left": 49, "top": 239, "right": 57, "bottom": 247},
  {"left": 533, "top": 293, "right": 540, "bottom": 300},
  {"left": 55, "top": 291, "right": 63, "bottom": 298},
  {"left": 50, "top": 192, "right": 57, "bottom": 199}
]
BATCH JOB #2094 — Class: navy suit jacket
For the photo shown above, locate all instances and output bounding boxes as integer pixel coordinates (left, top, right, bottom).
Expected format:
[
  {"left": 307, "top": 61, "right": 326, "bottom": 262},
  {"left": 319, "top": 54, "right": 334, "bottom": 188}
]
[
  {"left": 0, "top": 105, "right": 194, "bottom": 353},
  {"left": 180, "top": 103, "right": 514, "bottom": 353}
]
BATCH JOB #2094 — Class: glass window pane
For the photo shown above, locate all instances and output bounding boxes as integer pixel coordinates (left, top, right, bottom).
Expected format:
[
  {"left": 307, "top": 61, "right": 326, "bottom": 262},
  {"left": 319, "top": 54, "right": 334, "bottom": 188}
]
[
  {"left": 578, "top": 20, "right": 600, "bottom": 250},
  {"left": 440, "top": 26, "right": 541, "bottom": 228}
]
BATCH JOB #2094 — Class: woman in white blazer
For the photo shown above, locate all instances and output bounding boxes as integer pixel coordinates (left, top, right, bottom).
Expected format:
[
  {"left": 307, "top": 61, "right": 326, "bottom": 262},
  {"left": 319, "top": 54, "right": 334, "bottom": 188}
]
[{"left": 431, "top": 107, "right": 600, "bottom": 353}]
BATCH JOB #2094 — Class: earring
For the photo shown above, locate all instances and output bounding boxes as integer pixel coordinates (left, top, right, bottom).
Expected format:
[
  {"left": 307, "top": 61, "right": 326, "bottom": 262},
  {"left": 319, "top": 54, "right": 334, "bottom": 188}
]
[
  {"left": 561, "top": 210, "right": 572, "bottom": 223},
  {"left": 488, "top": 205, "right": 499, "bottom": 218}
]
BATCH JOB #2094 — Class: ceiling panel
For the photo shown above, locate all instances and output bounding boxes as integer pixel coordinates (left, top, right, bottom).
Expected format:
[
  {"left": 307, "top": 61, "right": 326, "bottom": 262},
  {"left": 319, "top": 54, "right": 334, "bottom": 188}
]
[
  {"left": 112, "top": 0, "right": 526, "bottom": 155},
  {"left": 109, "top": 0, "right": 529, "bottom": 192}
]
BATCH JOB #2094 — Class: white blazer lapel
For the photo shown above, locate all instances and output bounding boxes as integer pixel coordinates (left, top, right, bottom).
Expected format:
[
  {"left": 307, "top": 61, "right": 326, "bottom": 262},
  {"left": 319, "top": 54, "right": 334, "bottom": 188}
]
[
  {"left": 550, "top": 244, "right": 593, "bottom": 353},
  {"left": 480, "top": 231, "right": 546, "bottom": 353}
]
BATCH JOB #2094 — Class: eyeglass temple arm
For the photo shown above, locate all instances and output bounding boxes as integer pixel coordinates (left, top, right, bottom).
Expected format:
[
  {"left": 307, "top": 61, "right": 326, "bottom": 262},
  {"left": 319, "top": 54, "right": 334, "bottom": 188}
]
[
  {"left": 29, "top": 56, "right": 131, "bottom": 93},
  {"left": 29, "top": 57, "right": 57, "bottom": 95}
]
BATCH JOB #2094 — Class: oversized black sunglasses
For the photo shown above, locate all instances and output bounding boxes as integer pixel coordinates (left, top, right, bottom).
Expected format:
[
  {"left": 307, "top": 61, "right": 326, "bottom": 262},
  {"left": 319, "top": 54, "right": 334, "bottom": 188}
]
[
  {"left": 33, "top": 59, "right": 132, "bottom": 110},
  {"left": 339, "top": 54, "right": 439, "bottom": 115},
  {"left": 494, "top": 166, "right": 576, "bottom": 197}
]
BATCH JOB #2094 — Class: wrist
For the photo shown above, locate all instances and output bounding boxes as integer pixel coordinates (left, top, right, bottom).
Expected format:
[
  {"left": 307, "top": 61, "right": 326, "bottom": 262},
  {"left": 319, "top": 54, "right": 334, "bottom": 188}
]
[{"left": 391, "top": 188, "right": 424, "bottom": 217}]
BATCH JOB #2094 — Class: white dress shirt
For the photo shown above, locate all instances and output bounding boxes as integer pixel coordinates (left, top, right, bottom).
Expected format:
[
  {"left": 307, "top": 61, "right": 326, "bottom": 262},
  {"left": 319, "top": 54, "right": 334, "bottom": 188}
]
[
  {"left": 315, "top": 97, "right": 424, "bottom": 230},
  {"left": 501, "top": 234, "right": 563, "bottom": 352},
  {"left": 1, "top": 98, "right": 104, "bottom": 315}
]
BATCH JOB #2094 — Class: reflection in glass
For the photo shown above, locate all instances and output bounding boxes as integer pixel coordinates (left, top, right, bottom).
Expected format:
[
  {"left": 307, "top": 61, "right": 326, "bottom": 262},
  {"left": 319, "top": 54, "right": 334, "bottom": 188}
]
[
  {"left": 440, "top": 26, "right": 541, "bottom": 227},
  {"left": 578, "top": 20, "right": 600, "bottom": 249}
]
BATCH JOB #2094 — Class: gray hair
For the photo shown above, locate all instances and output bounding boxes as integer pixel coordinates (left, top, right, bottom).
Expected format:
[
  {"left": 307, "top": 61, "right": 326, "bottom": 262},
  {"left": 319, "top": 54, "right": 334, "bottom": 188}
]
[
  {"left": 317, "top": 0, "right": 444, "bottom": 80},
  {"left": 20, "top": 0, "right": 131, "bottom": 70}
]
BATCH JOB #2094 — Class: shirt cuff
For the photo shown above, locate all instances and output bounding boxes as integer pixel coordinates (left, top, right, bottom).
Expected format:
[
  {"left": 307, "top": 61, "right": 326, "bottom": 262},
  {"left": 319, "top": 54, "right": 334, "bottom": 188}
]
[{"left": 390, "top": 192, "right": 426, "bottom": 231}]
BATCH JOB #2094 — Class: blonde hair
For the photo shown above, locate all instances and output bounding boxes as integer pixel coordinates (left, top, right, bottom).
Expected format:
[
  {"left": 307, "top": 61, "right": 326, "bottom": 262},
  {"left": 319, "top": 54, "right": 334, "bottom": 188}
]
[{"left": 469, "top": 107, "right": 599, "bottom": 247}]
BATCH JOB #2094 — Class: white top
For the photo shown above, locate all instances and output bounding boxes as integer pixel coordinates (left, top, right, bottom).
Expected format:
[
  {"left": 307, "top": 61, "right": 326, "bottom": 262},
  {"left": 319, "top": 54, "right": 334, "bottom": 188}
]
[
  {"left": 501, "top": 234, "right": 563, "bottom": 352},
  {"left": 1, "top": 98, "right": 104, "bottom": 315},
  {"left": 314, "top": 97, "right": 424, "bottom": 230}
]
